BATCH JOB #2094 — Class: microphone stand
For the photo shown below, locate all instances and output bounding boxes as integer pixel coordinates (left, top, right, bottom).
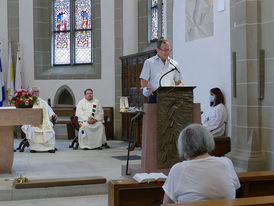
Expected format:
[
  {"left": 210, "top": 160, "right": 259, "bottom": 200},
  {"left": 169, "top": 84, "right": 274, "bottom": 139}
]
[
  {"left": 158, "top": 61, "right": 181, "bottom": 87},
  {"left": 158, "top": 68, "right": 176, "bottom": 88}
]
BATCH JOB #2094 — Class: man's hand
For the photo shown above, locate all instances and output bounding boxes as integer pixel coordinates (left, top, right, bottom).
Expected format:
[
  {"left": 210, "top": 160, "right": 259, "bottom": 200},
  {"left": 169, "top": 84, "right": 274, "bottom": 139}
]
[
  {"left": 53, "top": 114, "right": 58, "bottom": 121},
  {"left": 87, "top": 118, "right": 97, "bottom": 124},
  {"left": 141, "top": 79, "right": 154, "bottom": 96},
  {"left": 175, "top": 80, "right": 184, "bottom": 86}
]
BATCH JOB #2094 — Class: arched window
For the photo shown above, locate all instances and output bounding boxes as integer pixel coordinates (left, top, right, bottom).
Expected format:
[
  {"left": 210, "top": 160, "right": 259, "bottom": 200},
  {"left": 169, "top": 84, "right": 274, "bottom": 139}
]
[
  {"left": 52, "top": 0, "right": 92, "bottom": 65},
  {"left": 149, "top": 0, "right": 166, "bottom": 42}
]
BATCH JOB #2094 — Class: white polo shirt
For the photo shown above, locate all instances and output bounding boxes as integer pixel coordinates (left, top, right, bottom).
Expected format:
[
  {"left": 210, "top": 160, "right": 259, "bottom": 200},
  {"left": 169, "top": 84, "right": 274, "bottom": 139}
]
[{"left": 139, "top": 55, "right": 182, "bottom": 91}]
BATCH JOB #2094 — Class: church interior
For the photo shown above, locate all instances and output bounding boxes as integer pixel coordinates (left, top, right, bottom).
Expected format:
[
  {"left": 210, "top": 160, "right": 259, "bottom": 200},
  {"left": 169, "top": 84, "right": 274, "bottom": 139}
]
[{"left": 1, "top": 0, "right": 274, "bottom": 205}]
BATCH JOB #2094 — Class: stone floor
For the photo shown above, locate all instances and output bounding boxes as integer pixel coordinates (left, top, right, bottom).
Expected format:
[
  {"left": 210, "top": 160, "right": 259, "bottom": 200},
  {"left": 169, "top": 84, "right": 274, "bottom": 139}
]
[{"left": 0, "top": 139, "right": 142, "bottom": 206}]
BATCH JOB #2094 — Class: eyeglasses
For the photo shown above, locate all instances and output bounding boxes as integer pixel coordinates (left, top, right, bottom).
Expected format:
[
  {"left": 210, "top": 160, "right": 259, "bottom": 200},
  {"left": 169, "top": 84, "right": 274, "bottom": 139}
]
[{"left": 159, "top": 48, "right": 172, "bottom": 53}]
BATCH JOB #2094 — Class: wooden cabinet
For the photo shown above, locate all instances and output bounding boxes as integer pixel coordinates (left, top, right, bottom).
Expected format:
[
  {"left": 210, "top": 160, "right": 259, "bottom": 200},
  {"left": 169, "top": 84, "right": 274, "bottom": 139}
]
[{"left": 120, "top": 50, "right": 156, "bottom": 141}]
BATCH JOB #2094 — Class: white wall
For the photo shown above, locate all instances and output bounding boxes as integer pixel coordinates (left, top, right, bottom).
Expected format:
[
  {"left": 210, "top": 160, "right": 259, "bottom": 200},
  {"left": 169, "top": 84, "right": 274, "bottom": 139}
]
[
  {"left": 19, "top": 0, "right": 115, "bottom": 107},
  {"left": 0, "top": 0, "right": 9, "bottom": 90},
  {"left": 123, "top": 0, "right": 138, "bottom": 55},
  {"left": 173, "top": 0, "right": 232, "bottom": 135}
]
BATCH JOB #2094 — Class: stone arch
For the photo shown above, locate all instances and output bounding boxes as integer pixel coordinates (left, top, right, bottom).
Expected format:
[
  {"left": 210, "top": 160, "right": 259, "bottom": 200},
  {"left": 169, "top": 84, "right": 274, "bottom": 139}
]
[{"left": 54, "top": 85, "right": 75, "bottom": 106}]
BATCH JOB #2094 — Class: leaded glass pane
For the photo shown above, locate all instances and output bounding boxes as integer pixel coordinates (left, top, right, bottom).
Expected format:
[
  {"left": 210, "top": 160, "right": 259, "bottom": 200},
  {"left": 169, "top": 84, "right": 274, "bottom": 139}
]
[
  {"left": 151, "top": 7, "right": 158, "bottom": 40},
  {"left": 152, "top": 0, "right": 158, "bottom": 7},
  {"left": 54, "top": 32, "right": 71, "bottom": 65},
  {"left": 54, "top": 0, "right": 70, "bottom": 31},
  {"left": 75, "top": 31, "right": 92, "bottom": 64},
  {"left": 75, "top": 0, "right": 92, "bottom": 30}
]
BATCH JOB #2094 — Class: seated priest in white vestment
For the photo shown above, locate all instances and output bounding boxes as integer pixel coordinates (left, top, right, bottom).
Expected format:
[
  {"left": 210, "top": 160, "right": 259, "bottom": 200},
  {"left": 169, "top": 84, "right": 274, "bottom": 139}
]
[
  {"left": 76, "top": 88, "right": 109, "bottom": 150},
  {"left": 21, "top": 86, "right": 57, "bottom": 153}
]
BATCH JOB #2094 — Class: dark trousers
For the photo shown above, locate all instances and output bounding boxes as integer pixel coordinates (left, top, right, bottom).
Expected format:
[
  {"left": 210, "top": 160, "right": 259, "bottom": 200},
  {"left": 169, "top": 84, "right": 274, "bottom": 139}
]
[{"left": 148, "top": 92, "right": 157, "bottom": 103}]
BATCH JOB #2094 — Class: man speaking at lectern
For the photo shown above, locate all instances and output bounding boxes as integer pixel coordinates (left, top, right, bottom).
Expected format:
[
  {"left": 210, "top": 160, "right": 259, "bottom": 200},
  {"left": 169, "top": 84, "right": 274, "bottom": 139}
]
[{"left": 140, "top": 39, "right": 183, "bottom": 103}]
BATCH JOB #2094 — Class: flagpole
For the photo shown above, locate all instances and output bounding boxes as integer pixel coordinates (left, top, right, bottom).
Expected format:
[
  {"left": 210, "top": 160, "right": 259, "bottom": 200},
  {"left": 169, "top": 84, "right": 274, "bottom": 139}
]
[
  {"left": 15, "top": 42, "right": 22, "bottom": 91},
  {"left": 7, "top": 41, "right": 14, "bottom": 101}
]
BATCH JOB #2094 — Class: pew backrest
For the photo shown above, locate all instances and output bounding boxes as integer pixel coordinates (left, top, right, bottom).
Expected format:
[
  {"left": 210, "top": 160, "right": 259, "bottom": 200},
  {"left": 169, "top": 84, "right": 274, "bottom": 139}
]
[
  {"left": 109, "top": 171, "right": 274, "bottom": 206},
  {"left": 166, "top": 195, "right": 274, "bottom": 206},
  {"left": 237, "top": 171, "right": 274, "bottom": 198}
]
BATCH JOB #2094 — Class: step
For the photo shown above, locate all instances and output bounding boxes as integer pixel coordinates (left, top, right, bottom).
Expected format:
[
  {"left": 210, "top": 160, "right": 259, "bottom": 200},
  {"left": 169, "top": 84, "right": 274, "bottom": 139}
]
[{"left": 0, "top": 177, "right": 108, "bottom": 201}]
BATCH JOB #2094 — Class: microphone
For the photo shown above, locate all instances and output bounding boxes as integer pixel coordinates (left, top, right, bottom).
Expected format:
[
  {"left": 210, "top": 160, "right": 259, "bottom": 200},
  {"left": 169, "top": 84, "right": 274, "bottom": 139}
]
[
  {"left": 169, "top": 61, "right": 180, "bottom": 73},
  {"left": 158, "top": 62, "right": 181, "bottom": 87}
]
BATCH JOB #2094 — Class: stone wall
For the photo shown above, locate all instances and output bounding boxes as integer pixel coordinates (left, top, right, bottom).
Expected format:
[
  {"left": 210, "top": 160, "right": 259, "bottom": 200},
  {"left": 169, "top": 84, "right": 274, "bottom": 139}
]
[{"left": 229, "top": 0, "right": 274, "bottom": 171}]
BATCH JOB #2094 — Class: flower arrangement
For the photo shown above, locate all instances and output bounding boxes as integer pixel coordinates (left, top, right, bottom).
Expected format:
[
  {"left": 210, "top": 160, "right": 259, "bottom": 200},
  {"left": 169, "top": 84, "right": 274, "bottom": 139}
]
[{"left": 10, "top": 89, "right": 37, "bottom": 108}]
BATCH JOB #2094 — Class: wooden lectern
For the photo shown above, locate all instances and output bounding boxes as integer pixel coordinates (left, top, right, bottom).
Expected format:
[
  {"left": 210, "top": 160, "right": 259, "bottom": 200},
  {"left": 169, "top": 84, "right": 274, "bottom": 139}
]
[
  {"left": 121, "top": 86, "right": 200, "bottom": 176},
  {"left": 141, "top": 86, "right": 198, "bottom": 174}
]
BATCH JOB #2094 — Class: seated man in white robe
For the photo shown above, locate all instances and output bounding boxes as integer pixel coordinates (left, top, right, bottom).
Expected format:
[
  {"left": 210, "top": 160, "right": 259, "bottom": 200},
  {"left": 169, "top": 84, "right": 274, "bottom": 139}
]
[
  {"left": 76, "top": 88, "right": 109, "bottom": 150},
  {"left": 21, "top": 86, "right": 57, "bottom": 153}
]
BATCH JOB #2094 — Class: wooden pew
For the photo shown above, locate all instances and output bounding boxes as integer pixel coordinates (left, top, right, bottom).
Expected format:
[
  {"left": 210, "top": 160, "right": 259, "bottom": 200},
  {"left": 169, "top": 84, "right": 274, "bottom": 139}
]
[
  {"left": 210, "top": 136, "right": 231, "bottom": 157},
  {"left": 103, "top": 107, "right": 114, "bottom": 140},
  {"left": 52, "top": 106, "right": 114, "bottom": 140},
  {"left": 52, "top": 106, "right": 76, "bottom": 140},
  {"left": 237, "top": 171, "right": 274, "bottom": 198},
  {"left": 167, "top": 195, "right": 274, "bottom": 206},
  {"left": 108, "top": 171, "right": 274, "bottom": 206},
  {"left": 108, "top": 179, "right": 164, "bottom": 206}
]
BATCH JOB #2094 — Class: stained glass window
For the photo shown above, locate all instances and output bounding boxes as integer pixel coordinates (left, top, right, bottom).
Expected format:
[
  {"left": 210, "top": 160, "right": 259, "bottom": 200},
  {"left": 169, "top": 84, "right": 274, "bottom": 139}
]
[
  {"left": 54, "top": 0, "right": 70, "bottom": 31},
  {"left": 53, "top": 0, "right": 92, "bottom": 65},
  {"left": 150, "top": 0, "right": 165, "bottom": 41},
  {"left": 75, "top": 0, "right": 92, "bottom": 64},
  {"left": 75, "top": 31, "right": 91, "bottom": 64},
  {"left": 75, "top": 0, "right": 91, "bottom": 30},
  {"left": 151, "top": 6, "right": 158, "bottom": 40},
  {"left": 54, "top": 32, "right": 71, "bottom": 65}
]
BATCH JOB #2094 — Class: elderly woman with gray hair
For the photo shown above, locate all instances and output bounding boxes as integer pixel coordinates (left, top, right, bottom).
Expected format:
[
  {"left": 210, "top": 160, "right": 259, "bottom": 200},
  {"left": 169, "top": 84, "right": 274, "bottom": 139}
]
[{"left": 162, "top": 124, "right": 240, "bottom": 204}]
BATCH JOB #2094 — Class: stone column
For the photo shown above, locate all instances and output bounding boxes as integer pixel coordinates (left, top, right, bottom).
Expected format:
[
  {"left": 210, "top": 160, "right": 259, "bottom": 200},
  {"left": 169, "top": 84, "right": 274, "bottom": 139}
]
[{"left": 228, "top": 0, "right": 268, "bottom": 172}]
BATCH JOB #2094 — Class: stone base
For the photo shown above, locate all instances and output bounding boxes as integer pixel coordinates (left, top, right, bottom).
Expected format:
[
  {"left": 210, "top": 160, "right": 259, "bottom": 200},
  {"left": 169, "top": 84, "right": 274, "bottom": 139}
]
[{"left": 226, "top": 149, "right": 265, "bottom": 172}]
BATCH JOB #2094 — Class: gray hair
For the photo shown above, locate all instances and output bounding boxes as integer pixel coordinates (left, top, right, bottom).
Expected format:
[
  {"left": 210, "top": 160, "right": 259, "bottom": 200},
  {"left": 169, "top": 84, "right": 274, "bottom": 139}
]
[
  {"left": 177, "top": 124, "right": 215, "bottom": 159},
  {"left": 157, "top": 38, "right": 169, "bottom": 49},
  {"left": 30, "top": 86, "right": 40, "bottom": 93}
]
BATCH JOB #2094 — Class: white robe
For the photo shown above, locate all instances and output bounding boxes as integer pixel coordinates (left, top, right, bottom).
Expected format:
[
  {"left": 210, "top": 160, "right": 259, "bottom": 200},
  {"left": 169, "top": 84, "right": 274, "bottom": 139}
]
[
  {"left": 202, "top": 103, "right": 227, "bottom": 137},
  {"left": 76, "top": 98, "right": 106, "bottom": 149},
  {"left": 21, "top": 98, "right": 55, "bottom": 151}
]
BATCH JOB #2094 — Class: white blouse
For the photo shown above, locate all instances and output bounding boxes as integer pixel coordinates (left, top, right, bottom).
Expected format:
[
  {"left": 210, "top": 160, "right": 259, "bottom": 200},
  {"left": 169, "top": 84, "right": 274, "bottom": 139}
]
[{"left": 202, "top": 103, "right": 227, "bottom": 137}]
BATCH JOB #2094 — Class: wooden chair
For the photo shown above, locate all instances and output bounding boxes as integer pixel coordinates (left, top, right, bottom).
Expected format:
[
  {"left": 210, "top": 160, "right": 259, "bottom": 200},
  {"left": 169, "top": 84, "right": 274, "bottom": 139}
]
[
  {"left": 17, "top": 116, "right": 57, "bottom": 152},
  {"left": 16, "top": 130, "right": 29, "bottom": 152},
  {"left": 69, "top": 115, "right": 80, "bottom": 150}
]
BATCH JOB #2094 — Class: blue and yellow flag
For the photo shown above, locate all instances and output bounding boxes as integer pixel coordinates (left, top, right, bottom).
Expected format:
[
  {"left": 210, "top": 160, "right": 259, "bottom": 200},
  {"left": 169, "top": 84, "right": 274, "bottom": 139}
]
[{"left": 0, "top": 56, "right": 6, "bottom": 106}]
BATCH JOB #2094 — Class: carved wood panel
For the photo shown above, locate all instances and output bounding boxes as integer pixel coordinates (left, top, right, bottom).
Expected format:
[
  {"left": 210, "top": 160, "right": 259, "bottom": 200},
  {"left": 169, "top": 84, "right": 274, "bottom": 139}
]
[{"left": 157, "top": 87, "right": 194, "bottom": 168}]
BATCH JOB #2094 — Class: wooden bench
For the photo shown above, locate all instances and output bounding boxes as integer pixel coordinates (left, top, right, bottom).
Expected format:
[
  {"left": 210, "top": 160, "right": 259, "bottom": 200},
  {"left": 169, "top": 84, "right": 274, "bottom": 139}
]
[
  {"left": 210, "top": 136, "right": 231, "bottom": 157},
  {"left": 167, "top": 195, "right": 274, "bottom": 206},
  {"left": 52, "top": 106, "right": 76, "bottom": 140},
  {"left": 237, "top": 171, "right": 274, "bottom": 198},
  {"left": 108, "top": 179, "right": 164, "bottom": 206},
  {"left": 52, "top": 106, "right": 114, "bottom": 140},
  {"left": 108, "top": 171, "right": 274, "bottom": 206},
  {"left": 103, "top": 107, "right": 114, "bottom": 140}
]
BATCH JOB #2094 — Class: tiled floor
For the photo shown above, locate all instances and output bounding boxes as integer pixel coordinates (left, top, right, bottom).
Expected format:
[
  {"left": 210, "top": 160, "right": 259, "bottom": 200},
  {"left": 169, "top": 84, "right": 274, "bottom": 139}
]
[
  {"left": 0, "top": 139, "right": 142, "bottom": 205},
  {"left": 0, "top": 195, "right": 107, "bottom": 206}
]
